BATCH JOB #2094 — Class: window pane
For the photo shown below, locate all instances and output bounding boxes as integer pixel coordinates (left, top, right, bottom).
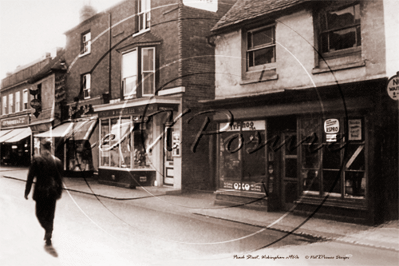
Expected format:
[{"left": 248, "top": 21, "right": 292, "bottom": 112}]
[
  {"left": 323, "top": 146, "right": 341, "bottom": 169},
  {"left": 354, "top": 4, "right": 360, "bottom": 24},
  {"left": 120, "top": 118, "right": 132, "bottom": 168},
  {"left": 110, "top": 119, "right": 120, "bottom": 167},
  {"left": 253, "top": 47, "right": 275, "bottom": 66},
  {"left": 345, "top": 171, "right": 365, "bottom": 198},
  {"left": 142, "top": 48, "right": 154, "bottom": 71},
  {"left": 133, "top": 127, "right": 151, "bottom": 169},
  {"left": 220, "top": 133, "right": 241, "bottom": 181},
  {"left": 142, "top": 73, "right": 154, "bottom": 95},
  {"left": 329, "top": 27, "right": 357, "bottom": 51},
  {"left": 327, "top": 5, "right": 355, "bottom": 29},
  {"left": 122, "top": 51, "right": 137, "bottom": 78},
  {"left": 302, "top": 169, "right": 319, "bottom": 193},
  {"left": 124, "top": 76, "right": 137, "bottom": 97},
  {"left": 242, "top": 131, "right": 266, "bottom": 182},
  {"left": 323, "top": 170, "right": 341, "bottom": 195},
  {"left": 100, "top": 120, "right": 110, "bottom": 167},
  {"left": 252, "top": 27, "right": 273, "bottom": 47}
]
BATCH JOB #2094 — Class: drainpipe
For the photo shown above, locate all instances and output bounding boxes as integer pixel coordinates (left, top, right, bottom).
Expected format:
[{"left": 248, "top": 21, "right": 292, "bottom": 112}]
[{"left": 108, "top": 11, "right": 112, "bottom": 99}]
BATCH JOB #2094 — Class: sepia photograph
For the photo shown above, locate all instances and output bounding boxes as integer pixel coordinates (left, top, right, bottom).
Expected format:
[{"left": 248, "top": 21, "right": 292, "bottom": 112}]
[{"left": 0, "top": 0, "right": 398, "bottom": 265}]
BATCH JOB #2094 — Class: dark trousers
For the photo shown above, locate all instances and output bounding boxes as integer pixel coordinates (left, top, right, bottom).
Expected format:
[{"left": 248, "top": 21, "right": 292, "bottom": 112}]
[{"left": 35, "top": 198, "right": 57, "bottom": 235}]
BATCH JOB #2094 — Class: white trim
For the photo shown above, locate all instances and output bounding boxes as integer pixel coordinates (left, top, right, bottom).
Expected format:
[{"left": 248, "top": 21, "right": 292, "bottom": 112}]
[
  {"left": 132, "top": 28, "right": 150, "bottom": 38},
  {"left": 93, "top": 96, "right": 181, "bottom": 112},
  {"left": 157, "top": 86, "right": 185, "bottom": 96},
  {"left": 99, "top": 166, "right": 156, "bottom": 171}
]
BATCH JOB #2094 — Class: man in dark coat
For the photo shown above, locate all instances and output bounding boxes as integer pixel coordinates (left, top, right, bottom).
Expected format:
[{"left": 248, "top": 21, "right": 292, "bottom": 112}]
[{"left": 24, "top": 138, "right": 63, "bottom": 246}]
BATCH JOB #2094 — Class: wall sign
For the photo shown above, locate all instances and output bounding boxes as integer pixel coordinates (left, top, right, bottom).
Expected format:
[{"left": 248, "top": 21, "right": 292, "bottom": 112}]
[
  {"left": 387, "top": 72, "right": 399, "bottom": 100},
  {"left": 220, "top": 120, "right": 265, "bottom": 132},
  {"left": 1, "top": 116, "right": 29, "bottom": 128},
  {"left": 324, "top": 119, "right": 339, "bottom": 133}
]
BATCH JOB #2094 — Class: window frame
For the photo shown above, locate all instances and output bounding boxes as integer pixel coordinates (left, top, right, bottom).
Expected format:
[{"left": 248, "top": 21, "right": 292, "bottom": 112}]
[
  {"left": 23, "top": 89, "right": 28, "bottom": 110},
  {"left": 82, "top": 73, "right": 91, "bottom": 99},
  {"left": 141, "top": 47, "right": 155, "bottom": 97},
  {"left": 318, "top": 2, "right": 361, "bottom": 57},
  {"left": 15, "top": 91, "right": 20, "bottom": 112},
  {"left": 2, "top": 95, "right": 7, "bottom": 115},
  {"left": 137, "top": 0, "right": 151, "bottom": 33},
  {"left": 122, "top": 49, "right": 138, "bottom": 99},
  {"left": 81, "top": 31, "right": 91, "bottom": 55},
  {"left": 246, "top": 24, "right": 276, "bottom": 72}
]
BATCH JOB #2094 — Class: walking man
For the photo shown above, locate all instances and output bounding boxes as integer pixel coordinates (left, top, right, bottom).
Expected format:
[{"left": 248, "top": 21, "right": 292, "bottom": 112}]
[{"left": 24, "top": 138, "right": 63, "bottom": 246}]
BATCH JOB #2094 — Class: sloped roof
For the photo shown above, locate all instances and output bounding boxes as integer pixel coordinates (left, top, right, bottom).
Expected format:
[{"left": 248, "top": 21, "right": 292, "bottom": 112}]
[
  {"left": 28, "top": 50, "right": 67, "bottom": 84},
  {"left": 211, "top": 0, "right": 309, "bottom": 33}
]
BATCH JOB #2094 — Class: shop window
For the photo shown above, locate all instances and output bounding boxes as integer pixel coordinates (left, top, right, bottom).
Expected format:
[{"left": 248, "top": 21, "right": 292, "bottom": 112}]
[
  {"left": 300, "top": 117, "right": 366, "bottom": 199},
  {"left": 319, "top": 3, "right": 360, "bottom": 54},
  {"left": 82, "top": 73, "right": 91, "bottom": 99},
  {"left": 219, "top": 121, "right": 266, "bottom": 192},
  {"left": 15, "top": 91, "right": 20, "bottom": 112},
  {"left": 81, "top": 31, "right": 91, "bottom": 55},
  {"left": 246, "top": 25, "right": 276, "bottom": 71},
  {"left": 23, "top": 89, "right": 28, "bottom": 110},
  {"left": 100, "top": 117, "right": 153, "bottom": 169},
  {"left": 136, "top": 0, "right": 151, "bottom": 33},
  {"left": 2, "top": 95, "right": 7, "bottom": 115}
]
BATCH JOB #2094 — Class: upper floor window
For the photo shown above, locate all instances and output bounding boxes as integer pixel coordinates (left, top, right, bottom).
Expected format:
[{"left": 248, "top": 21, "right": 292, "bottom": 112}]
[
  {"left": 8, "top": 93, "right": 13, "bottom": 114},
  {"left": 2, "top": 96, "right": 7, "bottom": 115},
  {"left": 319, "top": 3, "right": 361, "bottom": 54},
  {"left": 82, "top": 73, "right": 91, "bottom": 99},
  {"left": 122, "top": 47, "right": 155, "bottom": 99},
  {"left": 23, "top": 89, "right": 28, "bottom": 110},
  {"left": 246, "top": 25, "right": 276, "bottom": 71},
  {"left": 15, "top": 91, "right": 20, "bottom": 112},
  {"left": 137, "top": 0, "right": 151, "bottom": 33},
  {"left": 81, "top": 31, "right": 91, "bottom": 55}
]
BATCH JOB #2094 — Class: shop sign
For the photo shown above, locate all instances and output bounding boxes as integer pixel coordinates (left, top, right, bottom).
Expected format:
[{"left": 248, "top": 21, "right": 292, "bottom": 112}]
[
  {"left": 225, "top": 182, "right": 262, "bottom": 192},
  {"left": 220, "top": 121, "right": 265, "bottom": 132},
  {"left": 348, "top": 119, "right": 362, "bottom": 141},
  {"left": 324, "top": 119, "right": 339, "bottom": 134},
  {"left": 140, "top": 176, "right": 147, "bottom": 182},
  {"left": 387, "top": 73, "right": 399, "bottom": 100},
  {"left": 326, "top": 134, "right": 337, "bottom": 142},
  {"left": 98, "top": 105, "right": 157, "bottom": 118},
  {"left": 1, "top": 116, "right": 29, "bottom": 128}
]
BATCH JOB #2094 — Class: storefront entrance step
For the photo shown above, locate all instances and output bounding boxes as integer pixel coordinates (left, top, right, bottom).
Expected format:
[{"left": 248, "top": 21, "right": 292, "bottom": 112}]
[
  {"left": 98, "top": 179, "right": 135, "bottom": 189},
  {"left": 214, "top": 190, "right": 268, "bottom": 211}
]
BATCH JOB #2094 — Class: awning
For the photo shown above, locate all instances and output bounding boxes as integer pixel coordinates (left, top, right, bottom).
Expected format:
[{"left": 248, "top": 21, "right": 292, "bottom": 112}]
[
  {"left": 3, "top": 127, "right": 31, "bottom": 143},
  {"left": 0, "top": 130, "right": 12, "bottom": 138},
  {"left": 0, "top": 130, "right": 13, "bottom": 142},
  {"left": 35, "top": 123, "right": 74, "bottom": 138},
  {"left": 35, "top": 119, "right": 97, "bottom": 141}
]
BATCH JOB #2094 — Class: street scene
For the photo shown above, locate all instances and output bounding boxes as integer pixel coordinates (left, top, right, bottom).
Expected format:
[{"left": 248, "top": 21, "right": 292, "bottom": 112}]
[
  {"left": 1, "top": 0, "right": 398, "bottom": 265},
  {"left": 1, "top": 167, "right": 398, "bottom": 265}
]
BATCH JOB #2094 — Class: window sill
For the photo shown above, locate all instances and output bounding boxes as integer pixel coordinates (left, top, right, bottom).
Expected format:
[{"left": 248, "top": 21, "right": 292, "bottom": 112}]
[
  {"left": 78, "top": 52, "right": 91, "bottom": 58},
  {"left": 132, "top": 28, "right": 150, "bottom": 38},
  {"left": 312, "top": 60, "right": 365, "bottom": 74},
  {"left": 296, "top": 194, "right": 367, "bottom": 210},
  {"left": 241, "top": 68, "right": 278, "bottom": 85}
]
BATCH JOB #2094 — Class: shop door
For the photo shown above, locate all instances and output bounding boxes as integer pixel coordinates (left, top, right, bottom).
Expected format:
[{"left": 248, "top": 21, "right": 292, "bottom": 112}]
[
  {"left": 164, "top": 127, "right": 174, "bottom": 185},
  {"left": 281, "top": 132, "right": 298, "bottom": 210}
]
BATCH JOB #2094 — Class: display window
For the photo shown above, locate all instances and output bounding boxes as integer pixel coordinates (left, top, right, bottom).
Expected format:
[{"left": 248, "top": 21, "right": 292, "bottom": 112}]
[
  {"left": 300, "top": 116, "right": 366, "bottom": 199},
  {"left": 100, "top": 116, "right": 153, "bottom": 169},
  {"left": 218, "top": 120, "right": 266, "bottom": 192}
]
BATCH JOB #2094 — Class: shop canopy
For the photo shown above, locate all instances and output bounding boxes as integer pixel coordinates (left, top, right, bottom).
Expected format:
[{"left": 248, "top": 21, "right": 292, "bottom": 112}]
[
  {"left": 35, "top": 119, "right": 97, "bottom": 141},
  {"left": 0, "top": 129, "right": 13, "bottom": 142},
  {"left": 2, "top": 127, "right": 31, "bottom": 143}
]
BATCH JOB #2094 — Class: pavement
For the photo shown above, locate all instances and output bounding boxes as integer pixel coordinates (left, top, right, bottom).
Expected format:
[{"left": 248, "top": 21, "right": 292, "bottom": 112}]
[{"left": 1, "top": 166, "right": 398, "bottom": 253}]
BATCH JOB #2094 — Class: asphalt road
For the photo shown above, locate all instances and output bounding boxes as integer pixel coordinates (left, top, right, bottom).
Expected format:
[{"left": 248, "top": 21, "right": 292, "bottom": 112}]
[{"left": 1, "top": 174, "right": 398, "bottom": 266}]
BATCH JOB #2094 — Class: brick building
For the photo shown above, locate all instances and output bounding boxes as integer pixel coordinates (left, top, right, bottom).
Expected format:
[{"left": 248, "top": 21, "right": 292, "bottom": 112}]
[
  {"left": 38, "top": 0, "right": 236, "bottom": 188},
  {"left": 203, "top": 0, "right": 398, "bottom": 224}
]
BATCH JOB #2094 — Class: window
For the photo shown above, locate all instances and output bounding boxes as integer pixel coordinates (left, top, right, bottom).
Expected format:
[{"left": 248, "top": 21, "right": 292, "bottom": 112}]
[
  {"left": 81, "top": 31, "right": 91, "bottom": 55},
  {"left": 2, "top": 96, "right": 7, "bottom": 115},
  {"left": 15, "top": 91, "right": 20, "bottom": 112},
  {"left": 122, "top": 50, "right": 138, "bottom": 99},
  {"left": 319, "top": 3, "right": 361, "bottom": 54},
  {"left": 82, "top": 74, "right": 91, "bottom": 99},
  {"left": 246, "top": 25, "right": 275, "bottom": 70},
  {"left": 8, "top": 94, "right": 13, "bottom": 114},
  {"left": 100, "top": 117, "right": 153, "bottom": 169},
  {"left": 141, "top": 47, "right": 155, "bottom": 96},
  {"left": 121, "top": 47, "right": 155, "bottom": 99},
  {"left": 23, "top": 89, "right": 28, "bottom": 110},
  {"left": 300, "top": 117, "right": 366, "bottom": 199},
  {"left": 137, "top": 0, "right": 151, "bottom": 32}
]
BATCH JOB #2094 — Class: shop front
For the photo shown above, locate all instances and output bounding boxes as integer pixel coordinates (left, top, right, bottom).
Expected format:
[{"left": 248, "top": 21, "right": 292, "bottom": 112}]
[
  {"left": 208, "top": 79, "right": 396, "bottom": 224},
  {"left": 93, "top": 97, "right": 181, "bottom": 189},
  {"left": 0, "top": 115, "right": 31, "bottom": 166}
]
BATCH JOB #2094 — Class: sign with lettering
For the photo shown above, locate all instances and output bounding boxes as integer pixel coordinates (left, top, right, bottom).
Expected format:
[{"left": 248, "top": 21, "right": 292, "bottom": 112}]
[
  {"left": 220, "top": 120, "right": 265, "bottom": 132},
  {"left": 387, "top": 73, "right": 399, "bottom": 100},
  {"left": 348, "top": 119, "right": 362, "bottom": 141},
  {"left": 183, "top": 0, "right": 217, "bottom": 12},
  {"left": 1, "top": 116, "right": 29, "bottom": 128},
  {"left": 324, "top": 119, "right": 339, "bottom": 134}
]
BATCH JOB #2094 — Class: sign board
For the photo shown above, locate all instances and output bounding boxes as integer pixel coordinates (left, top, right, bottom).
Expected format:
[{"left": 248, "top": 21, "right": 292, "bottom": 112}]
[
  {"left": 183, "top": 0, "right": 217, "bottom": 12},
  {"left": 220, "top": 120, "right": 265, "bottom": 132},
  {"left": 348, "top": 119, "right": 362, "bottom": 141},
  {"left": 387, "top": 73, "right": 399, "bottom": 100},
  {"left": 1, "top": 116, "right": 29, "bottom": 128},
  {"left": 324, "top": 119, "right": 339, "bottom": 134}
]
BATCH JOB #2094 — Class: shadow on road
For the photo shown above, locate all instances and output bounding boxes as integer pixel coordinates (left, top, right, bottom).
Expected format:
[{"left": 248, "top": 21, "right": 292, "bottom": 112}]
[{"left": 44, "top": 244, "right": 58, "bottom": 258}]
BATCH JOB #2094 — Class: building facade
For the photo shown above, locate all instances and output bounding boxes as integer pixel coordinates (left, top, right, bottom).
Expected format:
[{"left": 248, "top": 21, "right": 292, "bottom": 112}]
[
  {"left": 54, "top": 0, "right": 236, "bottom": 188},
  {"left": 205, "top": 0, "right": 398, "bottom": 224}
]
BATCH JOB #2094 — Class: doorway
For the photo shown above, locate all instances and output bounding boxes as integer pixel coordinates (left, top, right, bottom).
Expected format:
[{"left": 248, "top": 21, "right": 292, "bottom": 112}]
[{"left": 281, "top": 132, "right": 298, "bottom": 210}]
